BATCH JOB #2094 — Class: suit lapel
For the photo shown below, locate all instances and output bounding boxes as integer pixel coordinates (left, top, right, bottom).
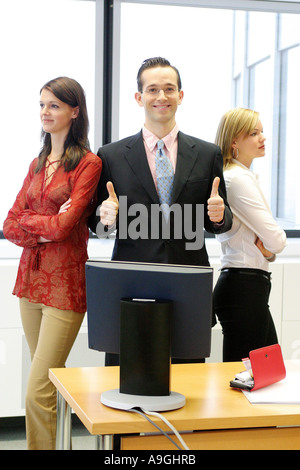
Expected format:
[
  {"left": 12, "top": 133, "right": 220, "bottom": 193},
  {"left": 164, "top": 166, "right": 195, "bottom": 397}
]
[
  {"left": 172, "top": 131, "right": 198, "bottom": 203},
  {"left": 123, "top": 131, "right": 159, "bottom": 203},
  {"left": 123, "top": 130, "right": 198, "bottom": 204}
]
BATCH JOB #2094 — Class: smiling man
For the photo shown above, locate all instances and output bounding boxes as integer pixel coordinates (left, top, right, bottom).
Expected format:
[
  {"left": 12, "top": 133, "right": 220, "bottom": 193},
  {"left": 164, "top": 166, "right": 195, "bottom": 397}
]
[
  {"left": 135, "top": 62, "right": 184, "bottom": 138},
  {"left": 89, "top": 57, "right": 232, "bottom": 364}
]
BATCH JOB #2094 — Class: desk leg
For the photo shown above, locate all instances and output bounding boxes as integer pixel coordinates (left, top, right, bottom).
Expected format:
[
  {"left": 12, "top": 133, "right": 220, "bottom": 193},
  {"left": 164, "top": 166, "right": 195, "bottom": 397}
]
[
  {"left": 56, "top": 391, "right": 72, "bottom": 450},
  {"left": 95, "top": 435, "right": 113, "bottom": 450}
]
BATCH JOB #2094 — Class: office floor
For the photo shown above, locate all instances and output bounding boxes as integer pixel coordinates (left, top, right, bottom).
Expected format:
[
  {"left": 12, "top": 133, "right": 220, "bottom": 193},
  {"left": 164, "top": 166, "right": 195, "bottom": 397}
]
[{"left": 0, "top": 416, "right": 96, "bottom": 450}]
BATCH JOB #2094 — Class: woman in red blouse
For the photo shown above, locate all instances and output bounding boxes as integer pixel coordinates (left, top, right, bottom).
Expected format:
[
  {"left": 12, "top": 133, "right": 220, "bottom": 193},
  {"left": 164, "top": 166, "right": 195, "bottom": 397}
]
[{"left": 3, "top": 77, "right": 102, "bottom": 449}]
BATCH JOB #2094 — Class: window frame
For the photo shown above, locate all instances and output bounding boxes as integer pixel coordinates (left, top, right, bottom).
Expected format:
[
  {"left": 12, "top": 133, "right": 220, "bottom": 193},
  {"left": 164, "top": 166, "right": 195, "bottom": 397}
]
[{"left": 109, "top": 0, "right": 300, "bottom": 238}]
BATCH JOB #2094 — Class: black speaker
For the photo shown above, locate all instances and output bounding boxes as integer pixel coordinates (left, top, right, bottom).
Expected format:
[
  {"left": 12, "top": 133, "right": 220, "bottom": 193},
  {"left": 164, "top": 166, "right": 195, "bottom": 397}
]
[{"left": 119, "top": 298, "right": 172, "bottom": 396}]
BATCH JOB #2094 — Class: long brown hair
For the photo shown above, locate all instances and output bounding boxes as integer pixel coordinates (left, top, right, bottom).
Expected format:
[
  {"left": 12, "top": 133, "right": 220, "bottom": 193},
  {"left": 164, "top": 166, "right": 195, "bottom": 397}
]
[{"left": 36, "top": 76, "right": 90, "bottom": 173}]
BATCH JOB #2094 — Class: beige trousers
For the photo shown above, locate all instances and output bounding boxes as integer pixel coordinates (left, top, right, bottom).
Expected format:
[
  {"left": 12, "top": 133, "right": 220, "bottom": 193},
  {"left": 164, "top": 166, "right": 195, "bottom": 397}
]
[{"left": 20, "top": 298, "right": 84, "bottom": 450}]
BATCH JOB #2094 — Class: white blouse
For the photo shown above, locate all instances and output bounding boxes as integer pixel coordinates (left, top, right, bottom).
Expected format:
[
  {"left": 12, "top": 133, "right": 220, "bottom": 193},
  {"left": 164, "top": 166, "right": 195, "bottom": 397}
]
[{"left": 216, "top": 160, "right": 287, "bottom": 271}]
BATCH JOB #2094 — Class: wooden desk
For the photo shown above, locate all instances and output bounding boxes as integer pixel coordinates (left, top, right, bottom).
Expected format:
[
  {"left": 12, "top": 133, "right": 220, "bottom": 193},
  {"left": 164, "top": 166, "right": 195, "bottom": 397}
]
[{"left": 49, "top": 362, "right": 300, "bottom": 450}]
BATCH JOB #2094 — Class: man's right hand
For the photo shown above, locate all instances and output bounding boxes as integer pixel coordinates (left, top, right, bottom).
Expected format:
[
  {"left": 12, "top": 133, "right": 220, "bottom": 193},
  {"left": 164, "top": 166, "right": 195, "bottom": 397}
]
[{"left": 100, "top": 181, "right": 119, "bottom": 226}]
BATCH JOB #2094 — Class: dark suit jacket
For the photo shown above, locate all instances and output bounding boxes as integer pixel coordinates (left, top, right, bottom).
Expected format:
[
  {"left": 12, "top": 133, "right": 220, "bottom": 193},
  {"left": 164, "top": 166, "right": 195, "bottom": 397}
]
[{"left": 89, "top": 130, "right": 232, "bottom": 266}]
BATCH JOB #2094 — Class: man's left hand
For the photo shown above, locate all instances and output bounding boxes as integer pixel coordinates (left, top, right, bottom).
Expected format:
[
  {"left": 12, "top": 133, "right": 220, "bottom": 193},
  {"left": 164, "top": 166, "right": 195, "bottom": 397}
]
[{"left": 207, "top": 177, "right": 225, "bottom": 223}]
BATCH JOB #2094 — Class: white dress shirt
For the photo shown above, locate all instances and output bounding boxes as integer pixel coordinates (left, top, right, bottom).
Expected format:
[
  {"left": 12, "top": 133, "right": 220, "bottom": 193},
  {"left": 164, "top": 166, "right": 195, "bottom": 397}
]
[{"left": 216, "top": 160, "right": 286, "bottom": 271}]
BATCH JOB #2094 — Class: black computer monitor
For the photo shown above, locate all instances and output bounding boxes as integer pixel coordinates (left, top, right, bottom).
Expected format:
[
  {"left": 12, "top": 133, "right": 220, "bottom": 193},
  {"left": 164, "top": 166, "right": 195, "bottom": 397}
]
[{"left": 86, "top": 260, "right": 213, "bottom": 360}]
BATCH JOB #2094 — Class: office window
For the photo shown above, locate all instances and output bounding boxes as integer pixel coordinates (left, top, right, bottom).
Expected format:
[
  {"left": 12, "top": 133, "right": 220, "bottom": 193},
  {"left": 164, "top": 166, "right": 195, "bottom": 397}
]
[
  {"left": 232, "top": 10, "right": 300, "bottom": 225},
  {"left": 248, "top": 59, "right": 273, "bottom": 200},
  {"left": 279, "top": 12, "right": 300, "bottom": 50},
  {"left": 278, "top": 45, "right": 300, "bottom": 223},
  {"left": 247, "top": 11, "right": 275, "bottom": 66},
  {"left": 0, "top": 0, "right": 95, "bottom": 230},
  {"left": 115, "top": 1, "right": 300, "bottom": 229},
  {"left": 118, "top": 3, "right": 233, "bottom": 143}
]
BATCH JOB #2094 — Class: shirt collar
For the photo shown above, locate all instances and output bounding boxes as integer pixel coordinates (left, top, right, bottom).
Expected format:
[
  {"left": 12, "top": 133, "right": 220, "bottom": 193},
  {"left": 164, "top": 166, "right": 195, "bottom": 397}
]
[
  {"left": 142, "top": 124, "right": 179, "bottom": 152},
  {"left": 232, "top": 158, "right": 259, "bottom": 179}
]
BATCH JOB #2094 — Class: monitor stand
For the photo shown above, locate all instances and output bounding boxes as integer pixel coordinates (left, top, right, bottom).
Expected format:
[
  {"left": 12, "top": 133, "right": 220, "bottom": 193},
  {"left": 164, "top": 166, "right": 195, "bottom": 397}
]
[
  {"left": 101, "top": 298, "right": 186, "bottom": 412},
  {"left": 101, "top": 388, "right": 186, "bottom": 411}
]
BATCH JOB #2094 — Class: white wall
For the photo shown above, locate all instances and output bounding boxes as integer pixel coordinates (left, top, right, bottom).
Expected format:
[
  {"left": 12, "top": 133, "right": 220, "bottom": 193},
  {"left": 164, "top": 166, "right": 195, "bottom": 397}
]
[{"left": 1, "top": 237, "right": 300, "bottom": 417}]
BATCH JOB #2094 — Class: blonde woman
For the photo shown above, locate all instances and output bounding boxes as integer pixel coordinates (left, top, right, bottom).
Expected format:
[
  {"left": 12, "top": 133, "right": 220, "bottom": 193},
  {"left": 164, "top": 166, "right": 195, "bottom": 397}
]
[{"left": 213, "top": 108, "right": 286, "bottom": 362}]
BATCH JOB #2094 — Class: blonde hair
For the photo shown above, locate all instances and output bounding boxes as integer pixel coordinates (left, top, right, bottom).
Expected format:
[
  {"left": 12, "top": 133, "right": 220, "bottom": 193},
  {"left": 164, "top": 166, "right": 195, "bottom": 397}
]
[{"left": 215, "top": 108, "right": 260, "bottom": 168}]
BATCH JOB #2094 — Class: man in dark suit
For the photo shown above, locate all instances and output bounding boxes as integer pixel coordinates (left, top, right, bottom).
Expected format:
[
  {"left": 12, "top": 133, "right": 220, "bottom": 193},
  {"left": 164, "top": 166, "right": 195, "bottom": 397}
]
[{"left": 89, "top": 57, "right": 232, "bottom": 364}]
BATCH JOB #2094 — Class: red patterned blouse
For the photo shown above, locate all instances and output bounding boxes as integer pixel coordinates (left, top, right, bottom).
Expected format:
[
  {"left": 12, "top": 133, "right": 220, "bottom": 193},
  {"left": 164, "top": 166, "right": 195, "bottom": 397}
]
[{"left": 3, "top": 152, "right": 102, "bottom": 313}]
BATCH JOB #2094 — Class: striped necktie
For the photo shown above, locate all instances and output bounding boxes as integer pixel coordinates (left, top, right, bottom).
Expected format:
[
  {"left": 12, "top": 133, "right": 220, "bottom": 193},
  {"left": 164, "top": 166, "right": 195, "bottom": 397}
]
[{"left": 155, "top": 139, "right": 174, "bottom": 219}]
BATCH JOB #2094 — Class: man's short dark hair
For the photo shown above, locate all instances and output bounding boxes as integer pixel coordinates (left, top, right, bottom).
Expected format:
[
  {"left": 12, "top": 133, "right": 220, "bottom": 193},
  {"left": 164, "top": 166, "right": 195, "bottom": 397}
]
[{"left": 137, "top": 57, "right": 182, "bottom": 92}]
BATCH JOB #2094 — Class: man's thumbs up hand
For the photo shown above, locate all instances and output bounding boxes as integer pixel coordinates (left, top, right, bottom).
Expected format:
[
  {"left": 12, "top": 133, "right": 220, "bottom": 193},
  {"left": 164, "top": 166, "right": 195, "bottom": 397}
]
[
  {"left": 207, "top": 177, "right": 224, "bottom": 223},
  {"left": 100, "top": 181, "right": 119, "bottom": 226}
]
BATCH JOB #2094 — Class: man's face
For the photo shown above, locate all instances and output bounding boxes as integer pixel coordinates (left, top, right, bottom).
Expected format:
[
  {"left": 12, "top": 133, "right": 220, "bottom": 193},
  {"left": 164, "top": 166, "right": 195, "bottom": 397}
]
[{"left": 135, "top": 66, "right": 183, "bottom": 131}]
